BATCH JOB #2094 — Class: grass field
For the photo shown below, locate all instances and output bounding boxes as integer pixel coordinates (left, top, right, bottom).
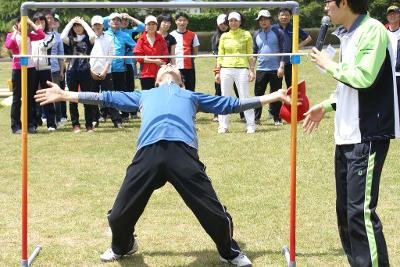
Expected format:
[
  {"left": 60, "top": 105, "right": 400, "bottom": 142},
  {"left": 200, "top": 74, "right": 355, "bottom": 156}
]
[{"left": 0, "top": 56, "right": 399, "bottom": 266}]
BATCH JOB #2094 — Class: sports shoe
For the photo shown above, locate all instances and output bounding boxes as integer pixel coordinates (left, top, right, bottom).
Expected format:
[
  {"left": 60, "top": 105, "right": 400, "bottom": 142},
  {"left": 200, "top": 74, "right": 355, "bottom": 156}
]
[
  {"left": 218, "top": 126, "right": 228, "bottom": 134},
  {"left": 274, "top": 120, "right": 283, "bottom": 126},
  {"left": 48, "top": 127, "right": 56, "bottom": 132},
  {"left": 114, "top": 122, "right": 123, "bottom": 129},
  {"left": 28, "top": 127, "right": 37, "bottom": 134},
  {"left": 73, "top": 125, "right": 81, "bottom": 133},
  {"left": 246, "top": 127, "right": 256, "bottom": 134},
  {"left": 131, "top": 114, "right": 140, "bottom": 119},
  {"left": 212, "top": 116, "right": 219, "bottom": 122},
  {"left": 12, "top": 129, "right": 22, "bottom": 134},
  {"left": 100, "top": 239, "right": 138, "bottom": 262},
  {"left": 60, "top": 117, "right": 68, "bottom": 123},
  {"left": 86, "top": 126, "right": 94, "bottom": 133},
  {"left": 220, "top": 253, "right": 252, "bottom": 267},
  {"left": 98, "top": 116, "right": 106, "bottom": 122}
]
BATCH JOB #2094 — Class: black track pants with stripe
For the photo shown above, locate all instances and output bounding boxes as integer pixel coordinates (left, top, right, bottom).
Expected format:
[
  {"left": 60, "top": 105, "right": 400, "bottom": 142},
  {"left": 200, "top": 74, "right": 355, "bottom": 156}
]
[
  {"left": 107, "top": 141, "right": 241, "bottom": 260},
  {"left": 335, "top": 140, "right": 390, "bottom": 267}
]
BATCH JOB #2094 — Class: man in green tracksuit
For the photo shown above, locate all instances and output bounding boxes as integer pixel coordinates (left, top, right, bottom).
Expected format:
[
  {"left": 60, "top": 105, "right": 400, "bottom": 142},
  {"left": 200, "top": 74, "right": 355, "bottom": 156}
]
[{"left": 303, "top": 0, "right": 399, "bottom": 266}]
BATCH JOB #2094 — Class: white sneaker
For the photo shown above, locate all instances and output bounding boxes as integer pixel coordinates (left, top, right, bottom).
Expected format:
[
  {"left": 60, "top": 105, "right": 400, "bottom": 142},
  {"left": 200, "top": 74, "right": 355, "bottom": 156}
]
[
  {"left": 100, "top": 239, "right": 138, "bottom": 262},
  {"left": 218, "top": 127, "right": 228, "bottom": 134},
  {"left": 246, "top": 127, "right": 256, "bottom": 134},
  {"left": 48, "top": 127, "right": 56, "bottom": 132},
  {"left": 220, "top": 253, "right": 252, "bottom": 267}
]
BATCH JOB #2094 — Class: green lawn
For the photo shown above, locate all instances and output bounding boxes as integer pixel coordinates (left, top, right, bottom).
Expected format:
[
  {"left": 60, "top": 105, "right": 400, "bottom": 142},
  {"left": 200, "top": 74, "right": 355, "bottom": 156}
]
[{"left": 0, "top": 56, "right": 399, "bottom": 266}]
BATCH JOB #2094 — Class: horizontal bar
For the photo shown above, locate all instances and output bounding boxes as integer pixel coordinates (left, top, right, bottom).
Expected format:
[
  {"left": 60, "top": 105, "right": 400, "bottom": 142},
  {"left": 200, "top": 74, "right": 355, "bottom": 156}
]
[
  {"left": 21, "top": 1, "right": 299, "bottom": 16},
  {"left": 13, "top": 52, "right": 309, "bottom": 60}
]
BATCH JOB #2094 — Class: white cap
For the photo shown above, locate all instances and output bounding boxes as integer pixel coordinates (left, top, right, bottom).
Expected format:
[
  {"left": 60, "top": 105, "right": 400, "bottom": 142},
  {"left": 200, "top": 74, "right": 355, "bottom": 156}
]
[
  {"left": 255, "top": 10, "right": 271, "bottom": 20},
  {"left": 144, "top": 15, "right": 158, "bottom": 25},
  {"left": 216, "top": 14, "right": 227, "bottom": 25},
  {"left": 109, "top": 13, "right": 122, "bottom": 21},
  {"left": 91, "top": 15, "right": 103, "bottom": 26},
  {"left": 227, "top": 12, "right": 241, "bottom": 21}
]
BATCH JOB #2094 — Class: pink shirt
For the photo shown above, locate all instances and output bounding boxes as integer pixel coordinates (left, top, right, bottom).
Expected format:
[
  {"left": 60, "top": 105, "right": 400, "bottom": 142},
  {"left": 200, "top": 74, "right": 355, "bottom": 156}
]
[{"left": 5, "top": 29, "right": 45, "bottom": 69}]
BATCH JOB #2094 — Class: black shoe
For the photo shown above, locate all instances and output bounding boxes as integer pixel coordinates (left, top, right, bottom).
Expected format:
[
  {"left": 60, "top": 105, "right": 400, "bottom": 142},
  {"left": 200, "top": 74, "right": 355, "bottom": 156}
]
[
  {"left": 114, "top": 122, "right": 123, "bottom": 129},
  {"left": 28, "top": 127, "right": 37, "bottom": 134},
  {"left": 12, "top": 129, "right": 22, "bottom": 134}
]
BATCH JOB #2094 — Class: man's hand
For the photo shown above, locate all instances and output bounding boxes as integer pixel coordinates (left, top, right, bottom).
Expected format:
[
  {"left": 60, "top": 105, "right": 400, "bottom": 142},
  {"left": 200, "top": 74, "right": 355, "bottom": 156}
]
[
  {"left": 34, "top": 81, "right": 66, "bottom": 105},
  {"left": 310, "top": 47, "right": 333, "bottom": 70},
  {"left": 303, "top": 103, "right": 325, "bottom": 134},
  {"left": 277, "top": 66, "right": 284, "bottom": 78},
  {"left": 215, "top": 73, "right": 221, "bottom": 84},
  {"left": 248, "top": 70, "right": 255, "bottom": 82},
  {"left": 275, "top": 89, "right": 290, "bottom": 104}
]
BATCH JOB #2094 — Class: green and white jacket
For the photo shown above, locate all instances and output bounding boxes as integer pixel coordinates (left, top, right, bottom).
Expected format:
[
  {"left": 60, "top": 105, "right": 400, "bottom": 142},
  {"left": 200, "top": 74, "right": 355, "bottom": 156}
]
[{"left": 323, "top": 14, "right": 399, "bottom": 145}]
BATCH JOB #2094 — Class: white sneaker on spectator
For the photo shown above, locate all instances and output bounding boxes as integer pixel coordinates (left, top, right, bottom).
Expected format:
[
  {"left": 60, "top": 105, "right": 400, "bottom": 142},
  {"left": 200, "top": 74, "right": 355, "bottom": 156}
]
[
  {"left": 246, "top": 126, "right": 256, "bottom": 134},
  {"left": 100, "top": 239, "right": 138, "bottom": 262},
  {"left": 218, "top": 126, "right": 228, "bottom": 134},
  {"left": 48, "top": 127, "right": 56, "bottom": 132},
  {"left": 220, "top": 253, "right": 252, "bottom": 267}
]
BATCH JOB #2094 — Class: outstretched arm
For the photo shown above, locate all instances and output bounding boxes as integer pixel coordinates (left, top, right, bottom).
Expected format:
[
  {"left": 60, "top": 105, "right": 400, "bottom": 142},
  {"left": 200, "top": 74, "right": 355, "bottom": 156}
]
[{"left": 35, "top": 81, "right": 79, "bottom": 105}]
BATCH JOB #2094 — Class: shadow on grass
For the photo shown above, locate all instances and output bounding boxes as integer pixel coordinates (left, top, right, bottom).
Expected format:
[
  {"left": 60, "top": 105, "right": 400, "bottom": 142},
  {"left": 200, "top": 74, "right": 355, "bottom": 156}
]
[
  {"left": 116, "top": 246, "right": 346, "bottom": 266},
  {"left": 296, "top": 247, "right": 345, "bottom": 257},
  {"left": 117, "top": 246, "right": 278, "bottom": 267}
]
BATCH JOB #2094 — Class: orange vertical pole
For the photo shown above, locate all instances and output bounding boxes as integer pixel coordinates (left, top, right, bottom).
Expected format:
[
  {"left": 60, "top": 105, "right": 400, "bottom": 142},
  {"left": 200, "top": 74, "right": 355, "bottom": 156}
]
[
  {"left": 289, "top": 14, "right": 300, "bottom": 264},
  {"left": 20, "top": 15, "right": 28, "bottom": 265}
]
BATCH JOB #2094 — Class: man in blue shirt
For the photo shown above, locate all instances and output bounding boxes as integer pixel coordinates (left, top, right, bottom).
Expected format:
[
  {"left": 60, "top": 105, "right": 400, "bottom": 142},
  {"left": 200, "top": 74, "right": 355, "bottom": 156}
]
[
  {"left": 35, "top": 64, "right": 289, "bottom": 267},
  {"left": 276, "top": 8, "right": 312, "bottom": 88},
  {"left": 253, "top": 10, "right": 286, "bottom": 125}
]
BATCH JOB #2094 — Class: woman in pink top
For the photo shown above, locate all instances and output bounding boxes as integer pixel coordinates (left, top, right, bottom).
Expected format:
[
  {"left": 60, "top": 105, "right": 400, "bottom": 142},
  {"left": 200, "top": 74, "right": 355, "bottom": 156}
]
[{"left": 5, "top": 17, "right": 45, "bottom": 134}]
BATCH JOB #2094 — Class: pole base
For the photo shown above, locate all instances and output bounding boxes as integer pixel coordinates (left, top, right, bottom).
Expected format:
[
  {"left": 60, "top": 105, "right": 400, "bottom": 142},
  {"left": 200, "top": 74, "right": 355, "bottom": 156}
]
[
  {"left": 21, "top": 245, "right": 42, "bottom": 267},
  {"left": 282, "top": 245, "right": 296, "bottom": 267}
]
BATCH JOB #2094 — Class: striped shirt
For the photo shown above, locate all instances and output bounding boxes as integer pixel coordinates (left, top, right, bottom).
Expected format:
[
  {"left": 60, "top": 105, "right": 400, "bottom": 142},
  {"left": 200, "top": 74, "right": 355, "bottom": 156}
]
[{"left": 170, "top": 30, "right": 200, "bottom": 69}]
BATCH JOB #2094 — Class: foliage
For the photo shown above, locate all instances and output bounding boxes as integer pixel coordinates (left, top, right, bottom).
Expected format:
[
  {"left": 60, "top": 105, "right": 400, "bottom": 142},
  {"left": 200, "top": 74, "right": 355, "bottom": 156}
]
[{"left": 0, "top": 0, "right": 393, "bottom": 34}]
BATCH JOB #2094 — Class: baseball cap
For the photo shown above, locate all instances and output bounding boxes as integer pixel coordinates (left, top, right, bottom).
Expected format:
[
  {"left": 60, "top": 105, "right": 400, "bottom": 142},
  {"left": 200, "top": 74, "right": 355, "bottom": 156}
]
[
  {"left": 216, "top": 14, "right": 227, "bottom": 25},
  {"left": 279, "top": 80, "right": 310, "bottom": 123},
  {"left": 227, "top": 12, "right": 241, "bottom": 21},
  {"left": 387, "top": 5, "right": 400, "bottom": 14},
  {"left": 54, "top": 14, "right": 60, "bottom": 21},
  {"left": 255, "top": 10, "right": 272, "bottom": 20},
  {"left": 109, "top": 12, "right": 122, "bottom": 21},
  {"left": 91, "top": 15, "right": 103, "bottom": 26},
  {"left": 144, "top": 15, "right": 158, "bottom": 25}
]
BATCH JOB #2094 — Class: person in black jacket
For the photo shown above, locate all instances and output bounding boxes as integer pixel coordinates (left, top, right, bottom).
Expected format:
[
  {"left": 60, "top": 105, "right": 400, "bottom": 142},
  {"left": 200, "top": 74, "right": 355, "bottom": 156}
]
[{"left": 60, "top": 17, "right": 96, "bottom": 132}]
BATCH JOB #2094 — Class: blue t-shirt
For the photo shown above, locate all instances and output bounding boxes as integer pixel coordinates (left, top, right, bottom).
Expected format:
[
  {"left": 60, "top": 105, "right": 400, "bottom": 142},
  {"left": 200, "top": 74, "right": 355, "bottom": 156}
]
[
  {"left": 105, "top": 29, "right": 136, "bottom": 73},
  {"left": 253, "top": 26, "right": 284, "bottom": 71},
  {"left": 101, "top": 82, "right": 240, "bottom": 150}
]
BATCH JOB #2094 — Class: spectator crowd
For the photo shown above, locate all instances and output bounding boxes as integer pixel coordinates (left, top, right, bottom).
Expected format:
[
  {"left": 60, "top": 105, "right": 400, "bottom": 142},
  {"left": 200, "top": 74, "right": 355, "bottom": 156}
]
[{"left": 7, "top": 5, "right": 398, "bottom": 135}]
